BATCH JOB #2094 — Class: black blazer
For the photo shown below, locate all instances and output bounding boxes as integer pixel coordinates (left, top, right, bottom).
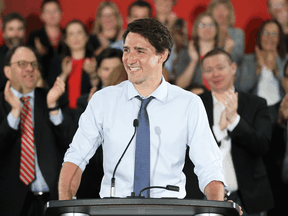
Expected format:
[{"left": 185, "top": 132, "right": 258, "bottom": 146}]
[
  {"left": 199, "top": 91, "right": 274, "bottom": 214},
  {"left": 26, "top": 27, "right": 64, "bottom": 80},
  {"left": 0, "top": 88, "right": 76, "bottom": 216}
]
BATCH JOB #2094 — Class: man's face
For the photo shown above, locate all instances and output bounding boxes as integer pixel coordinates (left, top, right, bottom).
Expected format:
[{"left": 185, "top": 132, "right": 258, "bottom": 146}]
[
  {"left": 3, "top": 19, "right": 25, "bottom": 49},
  {"left": 5, "top": 47, "right": 38, "bottom": 93},
  {"left": 41, "top": 2, "right": 62, "bottom": 26},
  {"left": 202, "top": 54, "right": 236, "bottom": 93},
  {"left": 123, "top": 32, "right": 165, "bottom": 87},
  {"left": 268, "top": 0, "right": 287, "bottom": 18},
  {"left": 128, "top": 6, "right": 150, "bottom": 23},
  {"left": 97, "top": 57, "right": 122, "bottom": 87}
]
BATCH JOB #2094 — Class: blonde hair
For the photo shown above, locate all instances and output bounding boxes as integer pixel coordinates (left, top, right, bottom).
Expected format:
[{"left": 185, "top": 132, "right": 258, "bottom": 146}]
[
  {"left": 206, "top": 0, "right": 236, "bottom": 27},
  {"left": 92, "top": 1, "right": 123, "bottom": 36}
]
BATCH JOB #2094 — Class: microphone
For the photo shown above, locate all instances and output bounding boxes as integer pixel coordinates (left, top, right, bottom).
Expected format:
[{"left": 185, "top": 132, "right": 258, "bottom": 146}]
[
  {"left": 138, "top": 185, "right": 180, "bottom": 197},
  {"left": 110, "top": 119, "right": 139, "bottom": 197}
]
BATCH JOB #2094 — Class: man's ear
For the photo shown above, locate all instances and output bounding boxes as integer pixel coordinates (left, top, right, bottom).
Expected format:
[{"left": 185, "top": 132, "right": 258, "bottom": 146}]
[
  {"left": 158, "top": 49, "right": 169, "bottom": 64},
  {"left": 4, "top": 66, "right": 11, "bottom": 80},
  {"left": 231, "top": 62, "right": 237, "bottom": 76}
]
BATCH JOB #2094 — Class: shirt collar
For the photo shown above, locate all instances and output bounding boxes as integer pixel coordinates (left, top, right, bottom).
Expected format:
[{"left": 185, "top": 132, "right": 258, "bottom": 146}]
[
  {"left": 11, "top": 87, "right": 35, "bottom": 100},
  {"left": 127, "top": 76, "right": 168, "bottom": 103},
  {"left": 211, "top": 86, "right": 235, "bottom": 105}
]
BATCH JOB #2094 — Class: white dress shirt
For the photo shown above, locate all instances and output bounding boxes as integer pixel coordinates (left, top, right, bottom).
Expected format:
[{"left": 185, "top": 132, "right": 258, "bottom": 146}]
[
  {"left": 257, "top": 66, "right": 281, "bottom": 106},
  {"left": 64, "top": 78, "right": 225, "bottom": 198},
  {"left": 7, "top": 87, "right": 63, "bottom": 192},
  {"left": 211, "top": 92, "right": 239, "bottom": 192}
]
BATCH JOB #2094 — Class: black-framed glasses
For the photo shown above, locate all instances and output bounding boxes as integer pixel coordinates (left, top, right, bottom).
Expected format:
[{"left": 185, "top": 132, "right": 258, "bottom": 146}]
[
  {"left": 9, "top": 60, "right": 38, "bottom": 69},
  {"left": 262, "top": 31, "right": 278, "bottom": 37}
]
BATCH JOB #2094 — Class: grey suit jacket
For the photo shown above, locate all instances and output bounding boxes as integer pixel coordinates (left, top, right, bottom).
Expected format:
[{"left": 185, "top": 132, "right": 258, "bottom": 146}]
[{"left": 235, "top": 54, "right": 287, "bottom": 98}]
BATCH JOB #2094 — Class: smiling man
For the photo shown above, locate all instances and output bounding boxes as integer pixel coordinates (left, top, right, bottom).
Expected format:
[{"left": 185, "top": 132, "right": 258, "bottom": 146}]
[
  {"left": 59, "top": 18, "right": 226, "bottom": 201},
  {"left": 200, "top": 48, "right": 274, "bottom": 215}
]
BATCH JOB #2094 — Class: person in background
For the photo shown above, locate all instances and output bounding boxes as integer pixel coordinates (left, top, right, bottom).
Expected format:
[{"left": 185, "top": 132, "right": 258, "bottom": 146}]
[
  {"left": 175, "top": 12, "right": 219, "bottom": 90},
  {"left": 27, "top": 0, "right": 63, "bottom": 81},
  {"left": 264, "top": 60, "right": 288, "bottom": 215},
  {"left": 154, "top": 0, "right": 178, "bottom": 32},
  {"left": 91, "top": 1, "right": 124, "bottom": 56},
  {"left": 0, "top": 46, "right": 75, "bottom": 216},
  {"left": 0, "top": 12, "right": 26, "bottom": 92},
  {"left": 236, "top": 20, "right": 288, "bottom": 106},
  {"left": 267, "top": 0, "right": 288, "bottom": 51},
  {"left": 200, "top": 48, "right": 274, "bottom": 215},
  {"left": 48, "top": 20, "right": 97, "bottom": 110},
  {"left": 207, "top": 0, "right": 245, "bottom": 65}
]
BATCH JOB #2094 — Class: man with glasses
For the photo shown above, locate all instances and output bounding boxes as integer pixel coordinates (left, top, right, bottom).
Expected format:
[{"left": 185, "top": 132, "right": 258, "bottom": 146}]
[{"left": 0, "top": 46, "right": 75, "bottom": 216}]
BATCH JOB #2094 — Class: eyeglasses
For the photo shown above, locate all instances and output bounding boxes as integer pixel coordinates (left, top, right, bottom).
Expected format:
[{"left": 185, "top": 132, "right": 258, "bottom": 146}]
[
  {"left": 198, "top": 23, "right": 216, "bottom": 29},
  {"left": 9, "top": 60, "right": 38, "bottom": 69},
  {"left": 262, "top": 31, "right": 279, "bottom": 37}
]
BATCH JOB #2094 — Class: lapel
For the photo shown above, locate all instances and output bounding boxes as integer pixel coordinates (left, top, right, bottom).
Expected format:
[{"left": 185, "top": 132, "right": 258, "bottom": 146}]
[
  {"left": 200, "top": 92, "right": 214, "bottom": 128},
  {"left": 33, "top": 88, "right": 46, "bottom": 152},
  {"left": 236, "top": 91, "right": 245, "bottom": 116}
]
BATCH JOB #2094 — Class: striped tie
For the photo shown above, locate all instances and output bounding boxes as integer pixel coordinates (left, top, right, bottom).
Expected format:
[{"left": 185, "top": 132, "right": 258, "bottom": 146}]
[{"left": 20, "top": 96, "right": 35, "bottom": 185}]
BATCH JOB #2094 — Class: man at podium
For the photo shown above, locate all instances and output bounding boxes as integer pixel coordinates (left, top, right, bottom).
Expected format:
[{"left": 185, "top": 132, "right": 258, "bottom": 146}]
[{"left": 58, "top": 18, "right": 226, "bottom": 201}]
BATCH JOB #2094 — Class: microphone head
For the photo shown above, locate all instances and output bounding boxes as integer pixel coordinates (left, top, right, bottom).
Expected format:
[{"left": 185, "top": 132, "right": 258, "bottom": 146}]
[{"left": 133, "top": 119, "right": 139, "bottom": 127}]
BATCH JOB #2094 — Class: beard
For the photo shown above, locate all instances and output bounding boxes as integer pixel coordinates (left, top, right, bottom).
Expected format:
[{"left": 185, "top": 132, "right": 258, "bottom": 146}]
[{"left": 5, "top": 36, "right": 25, "bottom": 48}]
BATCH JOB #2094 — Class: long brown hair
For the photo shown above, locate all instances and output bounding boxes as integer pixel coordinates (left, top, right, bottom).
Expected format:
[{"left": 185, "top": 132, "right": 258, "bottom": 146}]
[
  {"left": 192, "top": 12, "right": 219, "bottom": 55},
  {"left": 256, "top": 19, "right": 287, "bottom": 59}
]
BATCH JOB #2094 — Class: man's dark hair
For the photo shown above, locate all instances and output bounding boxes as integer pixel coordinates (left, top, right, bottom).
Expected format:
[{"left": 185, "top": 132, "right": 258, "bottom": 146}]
[
  {"left": 256, "top": 19, "right": 286, "bottom": 60},
  {"left": 201, "top": 48, "right": 233, "bottom": 66},
  {"left": 97, "top": 48, "right": 123, "bottom": 67},
  {"left": 123, "top": 18, "right": 173, "bottom": 65},
  {"left": 3, "top": 12, "right": 27, "bottom": 30},
  {"left": 128, "top": 0, "right": 152, "bottom": 18},
  {"left": 41, "top": 0, "right": 62, "bottom": 11}
]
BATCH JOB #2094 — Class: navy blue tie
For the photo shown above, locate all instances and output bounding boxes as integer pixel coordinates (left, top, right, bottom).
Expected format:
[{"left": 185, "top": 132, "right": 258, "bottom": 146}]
[{"left": 134, "top": 96, "right": 154, "bottom": 197}]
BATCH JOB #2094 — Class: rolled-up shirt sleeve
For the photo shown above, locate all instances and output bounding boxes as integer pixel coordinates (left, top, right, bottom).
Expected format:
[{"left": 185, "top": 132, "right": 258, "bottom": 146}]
[
  {"left": 63, "top": 93, "right": 103, "bottom": 171},
  {"left": 187, "top": 96, "right": 226, "bottom": 193}
]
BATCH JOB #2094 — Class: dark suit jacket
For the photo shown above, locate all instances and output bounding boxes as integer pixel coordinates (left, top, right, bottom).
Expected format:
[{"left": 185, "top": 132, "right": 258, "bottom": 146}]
[
  {"left": 199, "top": 91, "right": 274, "bottom": 214},
  {"left": 0, "top": 88, "right": 76, "bottom": 216},
  {"left": 26, "top": 27, "right": 64, "bottom": 80}
]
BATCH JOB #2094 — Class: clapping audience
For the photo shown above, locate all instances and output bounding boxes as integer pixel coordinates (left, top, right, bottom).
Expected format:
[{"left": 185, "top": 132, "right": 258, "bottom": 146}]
[
  {"left": 48, "top": 20, "right": 97, "bottom": 109},
  {"left": 236, "top": 20, "right": 287, "bottom": 106},
  {"left": 1, "top": 0, "right": 288, "bottom": 215}
]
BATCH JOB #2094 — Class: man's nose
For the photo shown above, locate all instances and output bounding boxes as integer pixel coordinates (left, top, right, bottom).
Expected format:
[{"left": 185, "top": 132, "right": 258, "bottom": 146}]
[
  {"left": 26, "top": 63, "right": 34, "bottom": 72},
  {"left": 126, "top": 52, "right": 137, "bottom": 65}
]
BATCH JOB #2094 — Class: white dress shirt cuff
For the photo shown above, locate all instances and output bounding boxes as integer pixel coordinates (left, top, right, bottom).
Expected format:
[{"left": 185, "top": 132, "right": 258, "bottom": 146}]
[
  {"left": 7, "top": 112, "right": 20, "bottom": 130},
  {"left": 49, "top": 109, "right": 63, "bottom": 126},
  {"left": 212, "top": 124, "right": 228, "bottom": 142},
  {"left": 227, "top": 114, "right": 240, "bottom": 132}
]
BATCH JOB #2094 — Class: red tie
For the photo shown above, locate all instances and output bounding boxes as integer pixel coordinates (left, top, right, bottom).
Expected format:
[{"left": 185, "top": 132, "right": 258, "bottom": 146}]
[{"left": 19, "top": 96, "right": 35, "bottom": 185}]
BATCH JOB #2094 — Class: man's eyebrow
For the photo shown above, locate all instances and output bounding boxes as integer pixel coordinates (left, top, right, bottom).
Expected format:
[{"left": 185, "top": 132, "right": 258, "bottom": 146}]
[{"left": 123, "top": 46, "right": 147, "bottom": 51}]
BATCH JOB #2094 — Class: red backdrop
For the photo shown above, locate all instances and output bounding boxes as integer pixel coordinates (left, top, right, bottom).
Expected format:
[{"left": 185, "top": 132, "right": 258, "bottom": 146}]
[{"left": 4, "top": 0, "right": 271, "bottom": 53}]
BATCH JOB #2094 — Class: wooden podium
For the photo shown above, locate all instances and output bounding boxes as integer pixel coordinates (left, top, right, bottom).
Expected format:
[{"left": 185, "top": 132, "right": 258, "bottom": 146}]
[{"left": 44, "top": 198, "right": 241, "bottom": 216}]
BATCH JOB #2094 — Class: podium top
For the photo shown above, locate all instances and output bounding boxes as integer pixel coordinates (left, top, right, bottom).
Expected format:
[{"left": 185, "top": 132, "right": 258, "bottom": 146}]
[{"left": 45, "top": 198, "right": 241, "bottom": 216}]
